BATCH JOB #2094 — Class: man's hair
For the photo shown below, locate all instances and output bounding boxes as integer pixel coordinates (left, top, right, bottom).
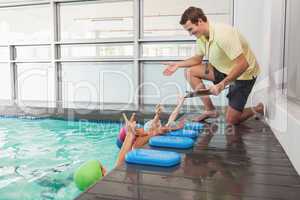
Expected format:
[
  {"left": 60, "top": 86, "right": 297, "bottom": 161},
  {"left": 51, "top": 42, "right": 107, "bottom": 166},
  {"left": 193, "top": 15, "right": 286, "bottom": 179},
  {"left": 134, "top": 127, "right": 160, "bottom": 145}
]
[{"left": 180, "top": 6, "right": 207, "bottom": 25}]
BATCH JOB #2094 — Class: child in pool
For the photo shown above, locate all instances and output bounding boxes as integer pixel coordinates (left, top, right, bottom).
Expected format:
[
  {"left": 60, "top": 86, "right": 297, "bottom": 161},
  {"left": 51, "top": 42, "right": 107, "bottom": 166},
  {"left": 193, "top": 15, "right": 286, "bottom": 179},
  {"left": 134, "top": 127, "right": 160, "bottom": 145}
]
[
  {"left": 74, "top": 113, "right": 138, "bottom": 191},
  {"left": 129, "top": 95, "right": 186, "bottom": 148},
  {"left": 74, "top": 96, "right": 187, "bottom": 191}
]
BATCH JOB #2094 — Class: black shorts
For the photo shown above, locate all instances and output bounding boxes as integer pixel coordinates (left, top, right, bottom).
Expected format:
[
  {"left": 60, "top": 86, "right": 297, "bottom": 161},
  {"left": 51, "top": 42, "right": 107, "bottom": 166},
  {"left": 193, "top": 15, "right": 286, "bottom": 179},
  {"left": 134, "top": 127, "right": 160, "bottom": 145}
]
[{"left": 213, "top": 68, "right": 256, "bottom": 112}]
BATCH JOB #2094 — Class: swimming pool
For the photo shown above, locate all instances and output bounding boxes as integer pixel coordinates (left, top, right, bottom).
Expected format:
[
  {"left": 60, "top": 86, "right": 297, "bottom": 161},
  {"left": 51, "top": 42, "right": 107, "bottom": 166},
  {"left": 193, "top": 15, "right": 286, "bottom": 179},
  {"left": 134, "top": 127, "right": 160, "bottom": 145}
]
[{"left": 0, "top": 117, "right": 121, "bottom": 200}]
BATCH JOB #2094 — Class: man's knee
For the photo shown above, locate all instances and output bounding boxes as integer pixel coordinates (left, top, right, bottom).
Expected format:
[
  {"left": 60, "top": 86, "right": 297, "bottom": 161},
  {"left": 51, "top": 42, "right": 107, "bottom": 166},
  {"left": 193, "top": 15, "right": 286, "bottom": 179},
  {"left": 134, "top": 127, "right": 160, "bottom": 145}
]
[
  {"left": 226, "top": 106, "right": 243, "bottom": 125},
  {"left": 184, "top": 68, "right": 202, "bottom": 81},
  {"left": 226, "top": 115, "right": 240, "bottom": 125}
]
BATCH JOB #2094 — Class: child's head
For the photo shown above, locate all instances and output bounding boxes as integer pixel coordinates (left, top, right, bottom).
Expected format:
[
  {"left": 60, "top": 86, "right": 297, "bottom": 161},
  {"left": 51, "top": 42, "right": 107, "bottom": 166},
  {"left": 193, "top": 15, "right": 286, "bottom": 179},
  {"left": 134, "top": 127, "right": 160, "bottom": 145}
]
[
  {"left": 167, "top": 121, "right": 177, "bottom": 128},
  {"left": 74, "top": 160, "right": 106, "bottom": 191},
  {"left": 144, "top": 119, "right": 162, "bottom": 132},
  {"left": 143, "top": 120, "right": 153, "bottom": 132}
]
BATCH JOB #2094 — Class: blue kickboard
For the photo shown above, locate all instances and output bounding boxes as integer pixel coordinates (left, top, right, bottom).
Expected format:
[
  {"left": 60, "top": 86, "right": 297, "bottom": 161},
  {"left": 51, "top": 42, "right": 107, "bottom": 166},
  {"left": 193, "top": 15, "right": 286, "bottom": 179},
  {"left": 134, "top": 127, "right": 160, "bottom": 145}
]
[
  {"left": 184, "top": 122, "right": 204, "bottom": 131},
  {"left": 149, "top": 136, "right": 194, "bottom": 149},
  {"left": 166, "top": 129, "right": 199, "bottom": 139},
  {"left": 125, "top": 149, "right": 181, "bottom": 167}
]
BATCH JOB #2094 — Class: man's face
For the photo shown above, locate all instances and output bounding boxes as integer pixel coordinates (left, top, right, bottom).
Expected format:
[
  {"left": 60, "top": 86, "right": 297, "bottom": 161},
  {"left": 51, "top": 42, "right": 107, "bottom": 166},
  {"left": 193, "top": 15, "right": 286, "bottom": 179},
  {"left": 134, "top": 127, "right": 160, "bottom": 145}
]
[{"left": 183, "top": 19, "right": 205, "bottom": 38}]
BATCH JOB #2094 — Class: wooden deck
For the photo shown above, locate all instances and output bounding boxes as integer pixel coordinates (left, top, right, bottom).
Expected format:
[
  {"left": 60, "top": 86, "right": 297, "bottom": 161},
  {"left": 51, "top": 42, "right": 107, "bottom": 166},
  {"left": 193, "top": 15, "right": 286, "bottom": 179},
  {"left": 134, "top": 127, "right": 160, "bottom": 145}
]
[{"left": 76, "top": 116, "right": 300, "bottom": 200}]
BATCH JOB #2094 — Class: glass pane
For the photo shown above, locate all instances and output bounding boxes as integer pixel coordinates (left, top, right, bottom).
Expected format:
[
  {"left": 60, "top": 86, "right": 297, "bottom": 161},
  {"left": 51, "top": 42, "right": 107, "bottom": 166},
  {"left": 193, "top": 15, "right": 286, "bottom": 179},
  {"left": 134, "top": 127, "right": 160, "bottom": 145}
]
[
  {"left": 0, "top": 47, "right": 9, "bottom": 61},
  {"left": 143, "top": 0, "right": 232, "bottom": 38},
  {"left": 17, "top": 63, "right": 55, "bottom": 107},
  {"left": 286, "top": 0, "right": 300, "bottom": 101},
  {"left": 142, "top": 43, "right": 196, "bottom": 58},
  {"left": 0, "top": 5, "right": 50, "bottom": 43},
  {"left": 60, "top": 44, "right": 133, "bottom": 59},
  {"left": 60, "top": 1, "right": 133, "bottom": 41},
  {"left": 0, "top": 63, "right": 11, "bottom": 100},
  {"left": 0, "top": 0, "right": 43, "bottom": 3},
  {"left": 62, "top": 62, "right": 136, "bottom": 109},
  {"left": 15, "top": 46, "right": 51, "bottom": 60},
  {"left": 143, "top": 63, "right": 187, "bottom": 105}
]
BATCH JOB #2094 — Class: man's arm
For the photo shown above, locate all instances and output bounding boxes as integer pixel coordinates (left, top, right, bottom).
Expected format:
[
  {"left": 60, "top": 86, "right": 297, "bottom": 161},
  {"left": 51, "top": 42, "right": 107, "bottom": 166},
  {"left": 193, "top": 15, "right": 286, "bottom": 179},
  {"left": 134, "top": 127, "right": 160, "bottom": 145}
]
[
  {"left": 163, "top": 55, "right": 203, "bottom": 76},
  {"left": 176, "top": 55, "right": 203, "bottom": 68},
  {"left": 210, "top": 54, "right": 249, "bottom": 95},
  {"left": 221, "top": 54, "right": 249, "bottom": 86}
]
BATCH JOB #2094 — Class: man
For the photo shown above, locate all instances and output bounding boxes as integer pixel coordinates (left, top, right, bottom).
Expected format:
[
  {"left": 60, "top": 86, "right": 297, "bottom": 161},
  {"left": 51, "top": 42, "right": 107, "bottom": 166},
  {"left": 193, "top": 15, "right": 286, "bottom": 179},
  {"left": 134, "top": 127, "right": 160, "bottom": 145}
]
[{"left": 163, "top": 6, "right": 263, "bottom": 125}]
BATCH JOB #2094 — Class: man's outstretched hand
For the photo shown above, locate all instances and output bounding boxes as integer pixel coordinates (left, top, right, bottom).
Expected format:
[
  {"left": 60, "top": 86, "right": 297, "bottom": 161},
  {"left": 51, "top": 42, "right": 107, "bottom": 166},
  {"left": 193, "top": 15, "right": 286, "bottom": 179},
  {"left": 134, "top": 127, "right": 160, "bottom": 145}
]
[{"left": 162, "top": 62, "right": 179, "bottom": 76}]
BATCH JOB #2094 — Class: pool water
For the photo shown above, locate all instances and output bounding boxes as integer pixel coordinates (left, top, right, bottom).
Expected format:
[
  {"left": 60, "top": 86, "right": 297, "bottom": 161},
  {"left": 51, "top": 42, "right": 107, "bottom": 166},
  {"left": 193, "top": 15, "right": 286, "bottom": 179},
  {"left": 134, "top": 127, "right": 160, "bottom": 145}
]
[{"left": 0, "top": 117, "right": 121, "bottom": 200}]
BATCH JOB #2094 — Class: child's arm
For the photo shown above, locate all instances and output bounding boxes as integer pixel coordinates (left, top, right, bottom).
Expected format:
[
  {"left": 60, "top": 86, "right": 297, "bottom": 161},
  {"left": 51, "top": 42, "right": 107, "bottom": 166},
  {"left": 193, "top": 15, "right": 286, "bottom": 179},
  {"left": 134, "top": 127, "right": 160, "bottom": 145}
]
[
  {"left": 116, "top": 113, "right": 136, "bottom": 167},
  {"left": 166, "top": 96, "right": 185, "bottom": 126},
  {"left": 149, "top": 104, "right": 162, "bottom": 131}
]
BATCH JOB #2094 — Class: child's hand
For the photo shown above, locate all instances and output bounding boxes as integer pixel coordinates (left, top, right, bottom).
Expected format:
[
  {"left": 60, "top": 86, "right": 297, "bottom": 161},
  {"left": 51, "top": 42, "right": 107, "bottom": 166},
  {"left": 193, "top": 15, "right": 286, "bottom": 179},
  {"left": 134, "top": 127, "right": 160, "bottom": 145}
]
[
  {"left": 123, "top": 113, "right": 137, "bottom": 137},
  {"left": 129, "top": 112, "right": 137, "bottom": 122},
  {"left": 155, "top": 104, "right": 163, "bottom": 114}
]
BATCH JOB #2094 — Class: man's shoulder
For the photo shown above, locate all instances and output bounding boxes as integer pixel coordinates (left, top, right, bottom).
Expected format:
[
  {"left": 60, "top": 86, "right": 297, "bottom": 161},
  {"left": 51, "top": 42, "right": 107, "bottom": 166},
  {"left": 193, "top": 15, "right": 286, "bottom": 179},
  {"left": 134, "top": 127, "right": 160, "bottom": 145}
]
[
  {"left": 213, "top": 23, "right": 235, "bottom": 36},
  {"left": 213, "top": 23, "right": 240, "bottom": 44},
  {"left": 213, "top": 23, "right": 233, "bottom": 29}
]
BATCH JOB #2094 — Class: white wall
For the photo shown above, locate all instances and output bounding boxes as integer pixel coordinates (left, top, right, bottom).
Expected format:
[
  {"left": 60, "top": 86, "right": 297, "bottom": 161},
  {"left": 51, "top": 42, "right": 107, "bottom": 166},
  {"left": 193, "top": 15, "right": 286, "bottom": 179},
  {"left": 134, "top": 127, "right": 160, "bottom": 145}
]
[
  {"left": 235, "top": 0, "right": 300, "bottom": 174},
  {"left": 234, "top": 0, "right": 271, "bottom": 73},
  {"left": 269, "top": 0, "right": 300, "bottom": 175},
  {"left": 234, "top": 0, "right": 272, "bottom": 107},
  {"left": 286, "top": 0, "right": 300, "bottom": 99}
]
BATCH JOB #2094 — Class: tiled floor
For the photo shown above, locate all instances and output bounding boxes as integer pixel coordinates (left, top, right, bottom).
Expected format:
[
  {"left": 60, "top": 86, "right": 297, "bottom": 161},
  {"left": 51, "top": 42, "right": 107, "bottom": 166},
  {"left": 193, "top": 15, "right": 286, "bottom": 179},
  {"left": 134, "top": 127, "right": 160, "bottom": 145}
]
[{"left": 76, "top": 116, "right": 300, "bottom": 200}]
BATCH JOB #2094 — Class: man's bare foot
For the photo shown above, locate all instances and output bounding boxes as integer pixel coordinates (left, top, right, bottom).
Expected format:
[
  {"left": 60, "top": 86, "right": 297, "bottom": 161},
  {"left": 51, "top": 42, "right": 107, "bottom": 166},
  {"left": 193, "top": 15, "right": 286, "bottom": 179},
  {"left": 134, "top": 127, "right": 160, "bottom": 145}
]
[
  {"left": 193, "top": 110, "right": 219, "bottom": 122},
  {"left": 254, "top": 103, "right": 264, "bottom": 114},
  {"left": 254, "top": 103, "right": 264, "bottom": 119}
]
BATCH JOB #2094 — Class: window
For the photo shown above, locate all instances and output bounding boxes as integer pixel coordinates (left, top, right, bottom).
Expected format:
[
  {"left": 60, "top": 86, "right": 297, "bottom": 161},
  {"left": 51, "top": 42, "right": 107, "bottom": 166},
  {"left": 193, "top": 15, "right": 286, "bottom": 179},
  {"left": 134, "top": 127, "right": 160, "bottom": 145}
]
[
  {"left": 0, "top": 5, "right": 50, "bottom": 43},
  {"left": 59, "top": 1, "right": 133, "bottom": 41},
  {"left": 142, "top": 43, "right": 196, "bottom": 58},
  {"left": 143, "top": 0, "right": 232, "bottom": 38},
  {"left": 0, "top": 47, "right": 9, "bottom": 61},
  {"left": 60, "top": 44, "right": 133, "bottom": 59},
  {"left": 0, "top": 63, "right": 11, "bottom": 101},
  {"left": 0, "top": 0, "right": 233, "bottom": 110},
  {"left": 61, "top": 62, "right": 136, "bottom": 109},
  {"left": 15, "top": 46, "right": 51, "bottom": 61},
  {"left": 17, "top": 63, "right": 55, "bottom": 107}
]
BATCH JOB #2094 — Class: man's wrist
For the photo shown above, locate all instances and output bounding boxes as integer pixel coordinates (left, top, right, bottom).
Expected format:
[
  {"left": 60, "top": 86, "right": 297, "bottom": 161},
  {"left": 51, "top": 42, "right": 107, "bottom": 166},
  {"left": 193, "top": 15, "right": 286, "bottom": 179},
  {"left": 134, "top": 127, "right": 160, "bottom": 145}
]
[
  {"left": 175, "top": 63, "right": 181, "bottom": 68},
  {"left": 221, "top": 79, "right": 230, "bottom": 88},
  {"left": 218, "top": 81, "right": 226, "bottom": 90}
]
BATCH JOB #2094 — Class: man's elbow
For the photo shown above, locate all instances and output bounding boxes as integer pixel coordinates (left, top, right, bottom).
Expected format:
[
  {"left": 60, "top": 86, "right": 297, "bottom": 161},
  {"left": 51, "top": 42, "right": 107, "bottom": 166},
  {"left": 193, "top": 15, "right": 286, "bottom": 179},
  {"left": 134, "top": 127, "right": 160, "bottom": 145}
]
[
  {"left": 237, "top": 54, "right": 249, "bottom": 70},
  {"left": 243, "top": 61, "right": 249, "bottom": 71}
]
